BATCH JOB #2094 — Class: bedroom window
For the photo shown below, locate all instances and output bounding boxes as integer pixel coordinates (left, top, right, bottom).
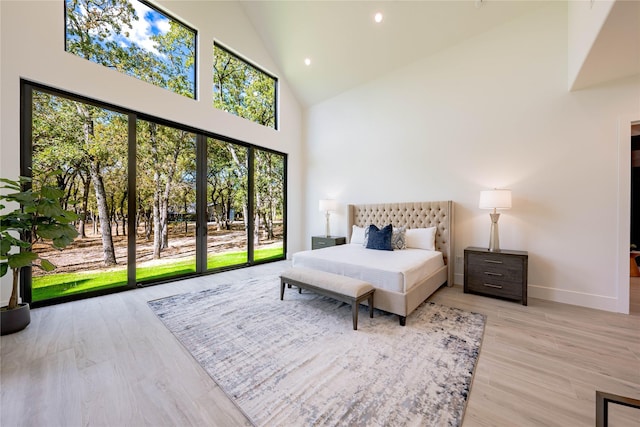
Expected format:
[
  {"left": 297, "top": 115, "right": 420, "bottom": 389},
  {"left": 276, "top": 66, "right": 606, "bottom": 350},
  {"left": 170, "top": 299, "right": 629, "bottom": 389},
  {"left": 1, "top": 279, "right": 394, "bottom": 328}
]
[
  {"left": 21, "top": 81, "right": 286, "bottom": 307},
  {"left": 28, "top": 87, "right": 131, "bottom": 302},
  {"left": 213, "top": 44, "right": 278, "bottom": 129},
  {"left": 206, "top": 138, "right": 249, "bottom": 269},
  {"left": 135, "top": 119, "right": 198, "bottom": 284},
  {"left": 253, "top": 148, "right": 286, "bottom": 261},
  {"left": 65, "top": 0, "right": 197, "bottom": 99}
]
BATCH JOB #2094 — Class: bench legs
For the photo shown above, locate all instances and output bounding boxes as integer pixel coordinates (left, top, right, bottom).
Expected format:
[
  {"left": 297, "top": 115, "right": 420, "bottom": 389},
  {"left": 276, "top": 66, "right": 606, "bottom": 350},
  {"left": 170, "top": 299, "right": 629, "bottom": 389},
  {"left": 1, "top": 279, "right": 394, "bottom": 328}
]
[
  {"left": 280, "top": 280, "right": 303, "bottom": 300},
  {"left": 281, "top": 278, "right": 374, "bottom": 330},
  {"left": 351, "top": 292, "right": 374, "bottom": 330}
]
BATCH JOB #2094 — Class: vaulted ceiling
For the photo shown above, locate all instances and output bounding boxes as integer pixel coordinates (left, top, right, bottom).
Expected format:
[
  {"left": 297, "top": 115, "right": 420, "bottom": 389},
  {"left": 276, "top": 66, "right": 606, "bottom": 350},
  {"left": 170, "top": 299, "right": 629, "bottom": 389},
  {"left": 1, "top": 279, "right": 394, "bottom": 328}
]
[
  {"left": 240, "top": 1, "right": 640, "bottom": 108},
  {"left": 240, "top": 0, "right": 548, "bottom": 107}
]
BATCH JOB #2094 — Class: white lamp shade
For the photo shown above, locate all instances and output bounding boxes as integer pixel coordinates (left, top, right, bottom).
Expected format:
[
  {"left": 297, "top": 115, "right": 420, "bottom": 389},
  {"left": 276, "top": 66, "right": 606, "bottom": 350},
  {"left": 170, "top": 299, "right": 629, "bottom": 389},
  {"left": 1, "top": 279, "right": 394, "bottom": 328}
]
[
  {"left": 479, "top": 189, "right": 512, "bottom": 210},
  {"left": 319, "top": 199, "right": 338, "bottom": 212}
]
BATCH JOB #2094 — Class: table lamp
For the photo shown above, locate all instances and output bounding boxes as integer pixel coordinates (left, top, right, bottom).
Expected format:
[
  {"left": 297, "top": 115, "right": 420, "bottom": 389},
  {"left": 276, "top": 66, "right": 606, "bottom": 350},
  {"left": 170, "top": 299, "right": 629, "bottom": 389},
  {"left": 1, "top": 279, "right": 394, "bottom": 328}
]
[
  {"left": 319, "top": 199, "right": 338, "bottom": 237},
  {"left": 479, "top": 189, "right": 512, "bottom": 252}
]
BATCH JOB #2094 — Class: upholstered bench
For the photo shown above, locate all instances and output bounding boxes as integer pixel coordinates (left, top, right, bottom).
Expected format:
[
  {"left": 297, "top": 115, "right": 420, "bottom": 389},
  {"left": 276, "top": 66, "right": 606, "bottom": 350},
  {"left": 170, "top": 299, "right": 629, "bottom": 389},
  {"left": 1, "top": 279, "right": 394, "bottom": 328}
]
[{"left": 280, "top": 267, "right": 374, "bottom": 330}]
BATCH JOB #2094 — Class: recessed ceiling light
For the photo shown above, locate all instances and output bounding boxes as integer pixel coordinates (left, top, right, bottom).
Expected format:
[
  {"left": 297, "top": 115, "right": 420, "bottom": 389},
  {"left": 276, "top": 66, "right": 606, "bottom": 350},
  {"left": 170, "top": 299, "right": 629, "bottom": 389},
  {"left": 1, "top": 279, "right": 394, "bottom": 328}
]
[
  {"left": 304, "top": 58, "right": 311, "bottom": 66},
  {"left": 374, "top": 12, "right": 383, "bottom": 23}
]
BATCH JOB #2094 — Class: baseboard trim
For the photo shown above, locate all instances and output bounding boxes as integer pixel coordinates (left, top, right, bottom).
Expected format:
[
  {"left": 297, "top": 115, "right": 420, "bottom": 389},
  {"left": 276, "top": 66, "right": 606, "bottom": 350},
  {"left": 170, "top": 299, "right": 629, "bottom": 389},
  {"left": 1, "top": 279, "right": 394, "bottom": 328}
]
[
  {"left": 454, "top": 274, "right": 625, "bottom": 313},
  {"left": 528, "top": 284, "right": 622, "bottom": 313},
  {"left": 453, "top": 272, "right": 463, "bottom": 286}
]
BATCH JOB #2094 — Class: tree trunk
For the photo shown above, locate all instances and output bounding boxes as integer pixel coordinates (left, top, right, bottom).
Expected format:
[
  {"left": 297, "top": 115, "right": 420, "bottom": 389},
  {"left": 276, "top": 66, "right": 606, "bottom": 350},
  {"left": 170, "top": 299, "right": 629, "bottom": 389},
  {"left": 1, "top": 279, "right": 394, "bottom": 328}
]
[
  {"left": 225, "top": 195, "right": 232, "bottom": 230},
  {"left": 254, "top": 212, "right": 261, "bottom": 246},
  {"left": 110, "top": 193, "right": 118, "bottom": 237},
  {"left": 267, "top": 202, "right": 274, "bottom": 240},
  {"left": 8, "top": 267, "right": 20, "bottom": 310},
  {"left": 226, "top": 145, "right": 249, "bottom": 232},
  {"left": 89, "top": 160, "right": 117, "bottom": 265},
  {"left": 265, "top": 155, "right": 275, "bottom": 240},
  {"left": 119, "top": 189, "right": 127, "bottom": 236},
  {"left": 78, "top": 171, "right": 90, "bottom": 238},
  {"left": 144, "top": 210, "right": 152, "bottom": 241},
  {"left": 184, "top": 197, "right": 188, "bottom": 234},
  {"left": 147, "top": 123, "right": 163, "bottom": 259},
  {"left": 160, "top": 135, "right": 182, "bottom": 250},
  {"left": 76, "top": 102, "right": 116, "bottom": 265},
  {"left": 161, "top": 182, "right": 170, "bottom": 250},
  {"left": 153, "top": 173, "right": 162, "bottom": 259}
]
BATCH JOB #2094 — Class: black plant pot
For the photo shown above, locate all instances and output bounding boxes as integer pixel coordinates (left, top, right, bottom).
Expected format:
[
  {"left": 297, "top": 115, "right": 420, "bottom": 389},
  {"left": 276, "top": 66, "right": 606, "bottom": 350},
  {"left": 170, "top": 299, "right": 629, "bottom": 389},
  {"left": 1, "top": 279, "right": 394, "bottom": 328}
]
[{"left": 1, "top": 303, "right": 31, "bottom": 335}]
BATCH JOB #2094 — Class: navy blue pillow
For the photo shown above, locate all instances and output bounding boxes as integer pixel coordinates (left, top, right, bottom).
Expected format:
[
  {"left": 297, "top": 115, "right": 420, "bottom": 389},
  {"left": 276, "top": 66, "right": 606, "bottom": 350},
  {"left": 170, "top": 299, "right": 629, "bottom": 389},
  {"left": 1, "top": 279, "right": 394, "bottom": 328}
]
[{"left": 365, "top": 224, "right": 393, "bottom": 251}]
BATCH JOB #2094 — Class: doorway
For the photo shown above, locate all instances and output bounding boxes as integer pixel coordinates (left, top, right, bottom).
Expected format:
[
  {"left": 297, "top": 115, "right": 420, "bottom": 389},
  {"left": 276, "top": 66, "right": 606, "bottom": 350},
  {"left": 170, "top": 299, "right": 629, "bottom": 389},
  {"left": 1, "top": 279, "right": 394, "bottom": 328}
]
[{"left": 630, "top": 123, "right": 640, "bottom": 314}]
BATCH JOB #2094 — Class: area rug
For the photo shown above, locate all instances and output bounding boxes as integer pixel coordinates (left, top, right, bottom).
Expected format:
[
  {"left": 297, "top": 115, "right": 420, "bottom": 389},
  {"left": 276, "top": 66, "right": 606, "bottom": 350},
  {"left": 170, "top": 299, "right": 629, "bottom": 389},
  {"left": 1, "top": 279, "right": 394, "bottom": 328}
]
[{"left": 148, "top": 276, "right": 486, "bottom": 427}]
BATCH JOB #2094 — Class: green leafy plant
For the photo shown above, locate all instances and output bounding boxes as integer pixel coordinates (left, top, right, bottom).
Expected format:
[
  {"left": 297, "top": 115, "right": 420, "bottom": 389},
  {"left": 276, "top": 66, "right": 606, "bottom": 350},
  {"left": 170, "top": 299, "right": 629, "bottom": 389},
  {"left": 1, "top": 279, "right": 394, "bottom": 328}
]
[{"left": 1, "top": 176, "right": 79, "bottom": 310}]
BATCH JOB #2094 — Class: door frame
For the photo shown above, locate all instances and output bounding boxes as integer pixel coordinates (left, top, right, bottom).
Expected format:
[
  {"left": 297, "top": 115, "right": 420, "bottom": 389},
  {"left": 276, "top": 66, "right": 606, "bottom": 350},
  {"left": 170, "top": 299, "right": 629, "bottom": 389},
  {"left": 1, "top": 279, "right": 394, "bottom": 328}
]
[{"left": 617, "top": 115, "right": 639, "bottom": 314}]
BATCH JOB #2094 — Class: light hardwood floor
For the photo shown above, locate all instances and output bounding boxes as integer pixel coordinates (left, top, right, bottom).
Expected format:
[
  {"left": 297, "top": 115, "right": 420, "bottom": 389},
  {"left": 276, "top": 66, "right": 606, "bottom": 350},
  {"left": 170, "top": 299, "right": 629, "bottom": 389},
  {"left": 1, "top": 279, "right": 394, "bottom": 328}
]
[{"left": 2, "top": 261, "right": 639, "bottom": 426}]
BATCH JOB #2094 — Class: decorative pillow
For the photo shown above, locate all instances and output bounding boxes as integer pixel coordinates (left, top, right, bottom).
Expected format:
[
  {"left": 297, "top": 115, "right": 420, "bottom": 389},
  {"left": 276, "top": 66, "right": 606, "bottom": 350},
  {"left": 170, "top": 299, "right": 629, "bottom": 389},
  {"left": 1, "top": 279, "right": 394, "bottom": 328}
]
[
  {"left": 350, "top": 225, "right": 366, "bottom": 244},
  {"left": 391, "top": 226, "right": 406, "bottom": 250},
  {"left": 405, "top": 227, "right": 437, "bottom": 251},
  {"left": 363, "top": 225, "right": 370, "bottom": 247},
  {"left": 365, "top": 224, "right": 393, "bottom": 251}
]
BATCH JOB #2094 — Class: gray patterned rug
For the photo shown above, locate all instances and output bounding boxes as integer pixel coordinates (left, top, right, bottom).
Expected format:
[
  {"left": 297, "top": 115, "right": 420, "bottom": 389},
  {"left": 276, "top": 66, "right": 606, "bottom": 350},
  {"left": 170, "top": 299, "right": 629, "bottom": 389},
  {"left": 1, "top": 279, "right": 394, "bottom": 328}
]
[{"left": 148, "top": 275, "right": 485, "bottom": 426}]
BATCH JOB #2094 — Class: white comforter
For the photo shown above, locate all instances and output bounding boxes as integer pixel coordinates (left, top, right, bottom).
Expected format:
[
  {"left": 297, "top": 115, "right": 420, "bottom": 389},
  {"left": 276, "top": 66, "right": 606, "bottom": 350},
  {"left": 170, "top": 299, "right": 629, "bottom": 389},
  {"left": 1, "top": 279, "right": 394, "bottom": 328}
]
[{"left": 292, "top": 243, "right": 444, "bottom": 293}]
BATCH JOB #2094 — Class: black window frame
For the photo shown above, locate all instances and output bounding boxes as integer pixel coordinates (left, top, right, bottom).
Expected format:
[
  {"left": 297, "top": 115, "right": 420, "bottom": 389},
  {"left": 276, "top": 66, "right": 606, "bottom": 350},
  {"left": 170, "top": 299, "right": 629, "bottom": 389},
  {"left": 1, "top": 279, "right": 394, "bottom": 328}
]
[
  {"left": 64, "top": 0, "right": 198, "bottom": 100},
  {"left": 20, "top": 79, "right": 287, "bottom": 308},
  {"left": 213, "top": 42, "right": 279, "bottom": 130}
]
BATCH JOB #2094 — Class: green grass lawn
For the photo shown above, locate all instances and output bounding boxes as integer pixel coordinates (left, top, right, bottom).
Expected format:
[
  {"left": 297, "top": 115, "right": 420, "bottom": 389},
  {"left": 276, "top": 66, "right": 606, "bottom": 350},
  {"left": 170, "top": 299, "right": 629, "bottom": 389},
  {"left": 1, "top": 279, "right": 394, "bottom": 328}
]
[{"left": 32, "top": 246, "right": 284, "bottom": 302}]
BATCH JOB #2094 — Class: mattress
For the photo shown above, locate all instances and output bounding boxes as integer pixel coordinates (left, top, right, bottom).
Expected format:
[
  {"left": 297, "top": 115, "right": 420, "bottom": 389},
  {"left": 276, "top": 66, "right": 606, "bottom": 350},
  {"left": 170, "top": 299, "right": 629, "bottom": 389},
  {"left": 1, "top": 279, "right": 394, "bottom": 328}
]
[{"left": 292, "top": 243, "right": 444, "bottom": 293}]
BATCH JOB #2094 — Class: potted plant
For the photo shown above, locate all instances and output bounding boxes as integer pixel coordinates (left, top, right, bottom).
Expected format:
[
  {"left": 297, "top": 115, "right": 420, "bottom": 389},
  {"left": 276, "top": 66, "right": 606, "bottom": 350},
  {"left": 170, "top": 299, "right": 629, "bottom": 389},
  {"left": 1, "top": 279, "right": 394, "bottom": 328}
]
[{"left": 1, "top": 176, "right": 78, "bottom": 335}]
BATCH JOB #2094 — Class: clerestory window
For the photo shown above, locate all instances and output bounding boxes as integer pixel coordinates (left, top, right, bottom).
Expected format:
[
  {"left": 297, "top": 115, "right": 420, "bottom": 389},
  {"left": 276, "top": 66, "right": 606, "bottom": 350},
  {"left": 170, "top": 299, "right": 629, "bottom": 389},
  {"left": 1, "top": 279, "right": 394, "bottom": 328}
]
[
  {"left": 213, "top": 44, "right": 278, "bottom": 129},
  {"left": 65, "top": 0, "right": 197, "bottom": 99}
]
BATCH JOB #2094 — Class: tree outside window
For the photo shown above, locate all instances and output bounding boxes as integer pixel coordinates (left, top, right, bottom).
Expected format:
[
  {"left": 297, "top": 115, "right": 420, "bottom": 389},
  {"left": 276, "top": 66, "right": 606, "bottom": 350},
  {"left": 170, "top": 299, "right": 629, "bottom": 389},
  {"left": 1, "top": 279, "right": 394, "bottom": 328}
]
[
  {"left": 65, "top": 0, "right": 196, "bottom": 99},
  {"left": 213, "top": 44, "right": 277, "bottom": 129}
]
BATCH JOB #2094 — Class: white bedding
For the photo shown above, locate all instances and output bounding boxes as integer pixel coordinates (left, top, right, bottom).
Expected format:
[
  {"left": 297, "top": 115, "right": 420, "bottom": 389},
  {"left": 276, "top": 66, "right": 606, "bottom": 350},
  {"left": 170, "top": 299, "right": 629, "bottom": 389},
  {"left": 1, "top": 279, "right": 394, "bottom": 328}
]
[{"left": 292, "top": 244, "right": 444, "bottom": 293}]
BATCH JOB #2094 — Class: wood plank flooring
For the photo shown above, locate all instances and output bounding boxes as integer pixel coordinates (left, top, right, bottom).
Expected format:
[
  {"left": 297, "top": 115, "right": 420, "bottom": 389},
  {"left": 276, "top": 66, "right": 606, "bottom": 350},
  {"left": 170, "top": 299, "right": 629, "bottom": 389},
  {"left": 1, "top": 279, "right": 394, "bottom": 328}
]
[{"left": 2, "top": 261, "right": 639, "bottom": 426}]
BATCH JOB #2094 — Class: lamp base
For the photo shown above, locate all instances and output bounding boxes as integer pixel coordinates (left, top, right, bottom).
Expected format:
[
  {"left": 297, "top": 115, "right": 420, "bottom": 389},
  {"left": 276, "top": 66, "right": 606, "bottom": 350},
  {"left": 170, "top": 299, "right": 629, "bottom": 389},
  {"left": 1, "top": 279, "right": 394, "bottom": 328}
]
[
  {"left": 325, "top": 211, "right": 331, "bottom": 238},
  {"left": 488, "top": 212, "right": 501, "bottom": 252}
]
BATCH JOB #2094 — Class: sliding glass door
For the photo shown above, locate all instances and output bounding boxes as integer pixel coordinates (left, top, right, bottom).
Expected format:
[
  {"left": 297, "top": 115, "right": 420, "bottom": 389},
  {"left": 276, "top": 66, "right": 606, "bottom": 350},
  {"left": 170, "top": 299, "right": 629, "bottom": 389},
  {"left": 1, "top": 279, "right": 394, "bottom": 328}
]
[
  {"left": 253, "top": 149, "right": 285, "bottom": 262},
  {"left": 29, "top": 89, "right": 130, "bottom": 302},
  {"left": 135, "top": 120, "right": 197, "bottom": 284},
  {"left": 22, "top": 81, "right": 286, "bottom": 307},
  {"left": 206, "top": 138, "right": 249, "bottom": 270}
]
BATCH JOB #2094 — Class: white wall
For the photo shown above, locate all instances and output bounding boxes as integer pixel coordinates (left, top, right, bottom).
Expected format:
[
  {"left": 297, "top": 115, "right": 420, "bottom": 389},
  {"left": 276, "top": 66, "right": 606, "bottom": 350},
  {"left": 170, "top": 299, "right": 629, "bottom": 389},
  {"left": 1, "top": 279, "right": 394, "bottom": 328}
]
[
  {"left": 304, "top": 2, "right": 640, "bottom": 312},
  {"left": 567, "top": 0, "right": 614, "bottom": 90},
  {"left": 0, "top": 1, "right": 304, "bottom": 304}
]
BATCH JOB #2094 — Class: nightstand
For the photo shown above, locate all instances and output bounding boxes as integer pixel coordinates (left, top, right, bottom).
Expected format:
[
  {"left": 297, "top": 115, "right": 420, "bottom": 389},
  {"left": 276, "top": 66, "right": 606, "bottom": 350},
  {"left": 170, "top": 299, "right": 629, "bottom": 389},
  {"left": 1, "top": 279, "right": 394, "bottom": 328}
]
[
  {"left": 464, "top": 246, "right": 528, "bottom": 305},
  {"left": 311, "top": 236, "right": 346, "bottom": 250}
]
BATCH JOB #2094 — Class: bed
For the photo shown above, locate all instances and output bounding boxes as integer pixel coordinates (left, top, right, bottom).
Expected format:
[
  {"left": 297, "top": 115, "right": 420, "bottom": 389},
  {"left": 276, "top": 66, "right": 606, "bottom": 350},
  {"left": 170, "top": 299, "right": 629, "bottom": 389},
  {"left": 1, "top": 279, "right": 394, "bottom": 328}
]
[{"left": 292, "top": 201, "right": 454, "bottom": 325}]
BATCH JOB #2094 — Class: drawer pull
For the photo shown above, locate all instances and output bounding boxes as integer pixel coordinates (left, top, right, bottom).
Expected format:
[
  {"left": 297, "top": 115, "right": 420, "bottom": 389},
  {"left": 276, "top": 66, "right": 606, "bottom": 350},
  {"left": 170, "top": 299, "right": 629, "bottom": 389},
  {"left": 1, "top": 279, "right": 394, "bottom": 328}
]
[
  {"left": 483, "top": 259, "right": 503, "bottom": 264},
  {"left": 484, "top": 272, "right": 503, "bottom": 277},
  {"left": 483, "top": 283, "right": 503, "bottom": 289}
]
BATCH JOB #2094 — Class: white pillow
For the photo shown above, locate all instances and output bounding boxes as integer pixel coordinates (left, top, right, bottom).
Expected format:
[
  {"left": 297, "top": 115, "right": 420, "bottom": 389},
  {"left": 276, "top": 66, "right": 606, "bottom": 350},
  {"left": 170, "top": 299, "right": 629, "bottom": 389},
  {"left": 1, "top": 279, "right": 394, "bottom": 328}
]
[
  {"left": 350, "top": 225, "right": 366, "bottom": 244},
  {"left": 405, "top": 227, "right": 437, "bottom": 251}
]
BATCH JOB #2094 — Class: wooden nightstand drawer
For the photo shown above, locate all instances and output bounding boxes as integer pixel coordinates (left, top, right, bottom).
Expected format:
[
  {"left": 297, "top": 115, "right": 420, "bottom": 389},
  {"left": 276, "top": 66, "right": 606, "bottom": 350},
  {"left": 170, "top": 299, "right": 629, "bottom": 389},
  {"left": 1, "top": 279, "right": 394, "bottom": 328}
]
[
  {"left": 466, "top": 251, "right": 522, "bottom": 270},
  {"left": 467, "top": 254, "right": 523, "bottom": 285},
  {"left": 312, "top": 236, "right": 346, "bottom": 250},
  {"left": 465, "top": 276, "right": 523, "bottom": 300},
  {"left": 464, "top": 247, "right": 528, "bottom": 305}
]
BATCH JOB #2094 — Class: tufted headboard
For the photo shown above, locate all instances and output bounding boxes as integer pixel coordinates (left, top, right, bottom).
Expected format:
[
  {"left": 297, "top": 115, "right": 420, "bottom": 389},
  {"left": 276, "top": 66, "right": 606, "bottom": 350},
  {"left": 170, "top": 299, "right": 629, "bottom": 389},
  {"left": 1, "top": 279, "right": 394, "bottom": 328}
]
[{"left": 347, "top": 201, "right": 454, "bottom": 286}]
